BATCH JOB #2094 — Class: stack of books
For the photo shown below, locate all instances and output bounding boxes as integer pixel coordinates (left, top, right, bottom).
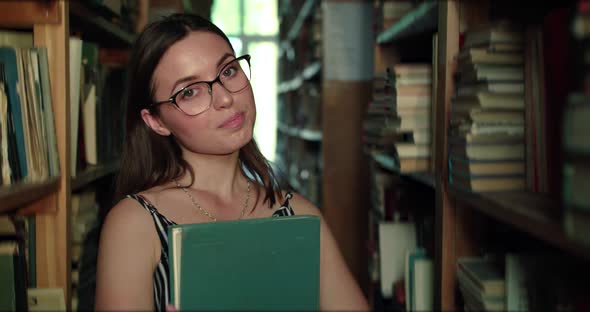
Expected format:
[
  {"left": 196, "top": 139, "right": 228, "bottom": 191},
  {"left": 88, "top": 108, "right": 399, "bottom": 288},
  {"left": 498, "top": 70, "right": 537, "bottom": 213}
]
[
  {"left": 363, "top": 63, "right": 433, "bottom": 173},
  {"left": 448, "top": 26, "right": 526, "bottom": 192},
  {"left": 457, "top": 257, "right": 505, "bottom": 311},
  {"left": 392, "top": 63, "right": 432, "bottom": 172},
  {"left": 363, "top": 72, "right": 396, "bottom": 153}
]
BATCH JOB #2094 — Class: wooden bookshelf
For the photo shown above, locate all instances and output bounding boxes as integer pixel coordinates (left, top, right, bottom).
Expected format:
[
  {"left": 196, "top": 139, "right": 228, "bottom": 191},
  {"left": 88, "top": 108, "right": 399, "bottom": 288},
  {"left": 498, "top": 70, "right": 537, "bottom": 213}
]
[
  {"left": 0, "top": 1, "right": 132, "bottom": 308},
  {"left": 69, "top": 1, "right": 136, "bottom": 47},
  {"left": 71, "top": 161, "right": 120, "bottom": 192},
  {"left": 449, "top": 187, "right": 590, "bottom": 259},
  {"left": 376, "top": 1, "right": 438, "bottom": 44},
  {"left": 277, "top": 0, "right": 323, "bottom": 213},
  {"left": 0, "top": 177, "right": 60, "bottom": 215}
]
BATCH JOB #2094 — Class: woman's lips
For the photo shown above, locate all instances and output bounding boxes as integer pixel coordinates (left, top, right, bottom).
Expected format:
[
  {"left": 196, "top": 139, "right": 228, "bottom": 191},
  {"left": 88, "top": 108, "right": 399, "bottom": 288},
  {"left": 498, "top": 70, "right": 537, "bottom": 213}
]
[{"left": 219, "top": 112, "right": 245, "bottom": 129}]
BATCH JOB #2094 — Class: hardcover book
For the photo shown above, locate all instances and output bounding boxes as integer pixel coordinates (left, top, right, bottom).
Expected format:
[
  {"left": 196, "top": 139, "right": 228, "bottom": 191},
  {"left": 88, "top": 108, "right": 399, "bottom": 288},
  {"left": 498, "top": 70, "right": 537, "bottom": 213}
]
[{"left": 168, "top": 215, "right": 320, "bottom": 310}]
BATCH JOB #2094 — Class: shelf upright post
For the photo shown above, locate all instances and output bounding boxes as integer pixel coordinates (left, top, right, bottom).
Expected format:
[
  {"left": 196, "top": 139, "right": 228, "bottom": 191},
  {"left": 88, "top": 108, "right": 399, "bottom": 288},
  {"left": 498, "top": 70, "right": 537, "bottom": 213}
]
[{"left": 33, "top": 0, "right": 72, "bottom": 308}]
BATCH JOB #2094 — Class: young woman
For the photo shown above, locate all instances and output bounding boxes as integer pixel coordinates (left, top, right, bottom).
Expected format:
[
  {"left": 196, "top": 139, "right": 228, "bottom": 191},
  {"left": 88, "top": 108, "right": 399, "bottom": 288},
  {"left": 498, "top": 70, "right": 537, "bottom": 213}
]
[{"left": 95, "top": 13, "right": 369, "bottom": 311}]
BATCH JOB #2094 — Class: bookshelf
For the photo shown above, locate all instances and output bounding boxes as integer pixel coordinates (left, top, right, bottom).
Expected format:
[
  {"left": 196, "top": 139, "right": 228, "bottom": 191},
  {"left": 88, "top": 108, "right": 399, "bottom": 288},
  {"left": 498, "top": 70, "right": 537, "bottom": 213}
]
[
  {"left": 358, "top": 0, "right": 590, "bottom": 310},
  {"left": 0, "top": 1, "right": 133, "bottom": 309},
  {"left": 276, "top": 0, "right": 323, "bottom": 206}
]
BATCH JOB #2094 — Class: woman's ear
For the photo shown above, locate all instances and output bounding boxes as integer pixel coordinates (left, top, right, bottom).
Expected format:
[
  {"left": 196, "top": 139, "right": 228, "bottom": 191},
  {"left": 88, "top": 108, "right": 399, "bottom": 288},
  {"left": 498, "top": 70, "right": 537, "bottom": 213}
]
[{"left": 141, "top": 108, "right": 172, "bottom": 136}]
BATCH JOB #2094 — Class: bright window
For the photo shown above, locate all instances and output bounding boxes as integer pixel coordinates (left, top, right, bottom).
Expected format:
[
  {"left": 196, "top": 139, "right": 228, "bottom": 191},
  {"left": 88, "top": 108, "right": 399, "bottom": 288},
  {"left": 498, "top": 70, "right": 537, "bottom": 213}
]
[{"left": 212, "top": 0, "right": 278, "bottom": 161}]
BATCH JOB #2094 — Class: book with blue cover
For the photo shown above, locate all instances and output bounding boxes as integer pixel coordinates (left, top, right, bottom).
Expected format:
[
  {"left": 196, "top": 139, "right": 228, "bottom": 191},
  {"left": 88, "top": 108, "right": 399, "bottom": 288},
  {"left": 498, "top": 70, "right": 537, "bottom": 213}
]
[{"left": 168, "top": 215, "right": 320, "bottom": 310}]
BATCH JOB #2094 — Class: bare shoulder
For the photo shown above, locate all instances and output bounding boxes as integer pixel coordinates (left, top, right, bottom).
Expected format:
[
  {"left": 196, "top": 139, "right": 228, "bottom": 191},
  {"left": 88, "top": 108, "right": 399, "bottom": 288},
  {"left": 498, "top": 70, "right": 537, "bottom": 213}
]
[
  {"left": 100, "top": 196, "right": 156, "bottom": 244},
  {"left": 286, "top": 191, "right": 322, "bottom": 217}
]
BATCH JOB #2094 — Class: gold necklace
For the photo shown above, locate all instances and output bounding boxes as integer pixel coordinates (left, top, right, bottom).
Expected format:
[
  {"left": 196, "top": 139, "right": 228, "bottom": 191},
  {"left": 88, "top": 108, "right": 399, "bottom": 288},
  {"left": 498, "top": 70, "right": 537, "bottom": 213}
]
[{"left": 175, "top": 180, "right": 251, "bottom": 222}]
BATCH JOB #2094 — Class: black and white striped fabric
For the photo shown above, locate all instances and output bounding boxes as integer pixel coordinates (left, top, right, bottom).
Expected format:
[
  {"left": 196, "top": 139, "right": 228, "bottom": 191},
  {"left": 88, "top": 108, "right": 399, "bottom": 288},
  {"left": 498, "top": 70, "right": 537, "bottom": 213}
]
[{"left": 127, "top": 191, "right": 295, "bottom": 311}]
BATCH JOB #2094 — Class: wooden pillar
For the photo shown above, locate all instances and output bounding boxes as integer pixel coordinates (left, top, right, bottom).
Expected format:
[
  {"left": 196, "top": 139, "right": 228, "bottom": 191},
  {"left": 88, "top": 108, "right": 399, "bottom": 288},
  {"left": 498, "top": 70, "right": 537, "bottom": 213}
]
[
  {"left": 434, "top": 1, "right": 459, "bottom": 310},
  {"left": 33, "top": 0, "right": 72, "bottom": 307},
  {"left": 321, "top": 0, "right": 373, "bottom": 292}
]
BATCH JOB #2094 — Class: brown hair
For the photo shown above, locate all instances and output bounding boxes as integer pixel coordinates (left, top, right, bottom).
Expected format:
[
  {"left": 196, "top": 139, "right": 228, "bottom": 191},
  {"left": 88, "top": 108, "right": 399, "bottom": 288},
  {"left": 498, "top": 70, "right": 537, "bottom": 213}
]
[{"left": 113, "top": 13, "right": 284, "bottom": 212}]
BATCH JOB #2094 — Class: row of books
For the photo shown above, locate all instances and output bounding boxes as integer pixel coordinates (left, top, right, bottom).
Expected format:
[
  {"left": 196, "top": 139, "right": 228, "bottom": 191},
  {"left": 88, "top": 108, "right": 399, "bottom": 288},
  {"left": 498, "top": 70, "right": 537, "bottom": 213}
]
[
  {"left": 70, "top": 37, "right": 126, "bottom": 177},
  {"left": 1, "top": 216, "right": 67, "bottom": 311},
  {"left": 367, "top": 165, "right": 434, "bottom": 310},
  {"left": 0, "top": 30, "right": 127, "bottom": 185},
  {"left": 0, "top": 31, "right": 59, "bottom": 185},
  {"left": 448, "top": 25, "right": 526, "bottom": 192},
  {"left": 70, "top": 190, "right": 99, "bottom": 311},
  {"left": 457, "top": 255, "right": 585, "bottom": 311}
]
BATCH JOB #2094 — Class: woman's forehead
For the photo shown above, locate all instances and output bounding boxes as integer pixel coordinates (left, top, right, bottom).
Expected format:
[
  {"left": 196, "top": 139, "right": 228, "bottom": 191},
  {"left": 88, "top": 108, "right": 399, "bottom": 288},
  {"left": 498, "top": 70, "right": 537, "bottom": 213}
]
[{"left": 153, "top": 32, "right": 233, "bottom": 88}]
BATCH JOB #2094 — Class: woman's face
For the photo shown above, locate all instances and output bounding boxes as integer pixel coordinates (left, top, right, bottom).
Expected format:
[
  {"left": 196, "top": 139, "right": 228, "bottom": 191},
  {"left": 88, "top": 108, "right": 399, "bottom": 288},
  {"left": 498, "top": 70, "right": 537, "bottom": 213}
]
[{"left": 144, "top": 31, "right": 256, "bottom": 155}]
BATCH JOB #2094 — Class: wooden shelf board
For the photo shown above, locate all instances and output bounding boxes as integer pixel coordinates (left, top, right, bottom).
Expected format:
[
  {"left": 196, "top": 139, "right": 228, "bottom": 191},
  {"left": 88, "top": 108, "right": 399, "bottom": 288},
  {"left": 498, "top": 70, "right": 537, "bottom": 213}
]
[
  {"left": 278, "top": 61, "right": 321, "bottom": 94},
  {"left": 71, "top": 161, "right": 120, "bottom": 191},
  {"left": 277, "top": 123, "right": 298, "bottom": 136},
  {"left": 403, "top": 172, "right": 435, "bottom": 188},
  {"left": 278, "top": 76, "right": 302, "bottom": 94},
  {"left": 377, "top": 1, "right": 438, "bottom": 44},
  {"left": 299, "top": 128, "right": 323, "bottom": 141},
  {"left": 372, "top": 153, "right": 397, "bottom": 171},
  {"left": 278, "top": 124, "right": 322, "bottom": 141},
  {"left": 302, "top": 61, "right": 322, "bottom": 80},
  {"left": 448, "top": 186, "right": 590, "bottom": 259},
  {"left": 69, "top": 1, "right": 135, "bottom": 47},
  {"left": 0, "top": 1, "right": 60, "bottom": 27},
  {"left": 0, "top": 177, "right": 60, "bottom": 215}
]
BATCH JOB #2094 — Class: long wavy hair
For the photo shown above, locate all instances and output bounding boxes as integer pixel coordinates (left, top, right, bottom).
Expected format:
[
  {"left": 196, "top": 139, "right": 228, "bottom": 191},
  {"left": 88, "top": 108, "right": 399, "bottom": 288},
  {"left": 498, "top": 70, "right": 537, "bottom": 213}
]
[{"left": 113, "top": 13, "right": 284, "bottom": 211}]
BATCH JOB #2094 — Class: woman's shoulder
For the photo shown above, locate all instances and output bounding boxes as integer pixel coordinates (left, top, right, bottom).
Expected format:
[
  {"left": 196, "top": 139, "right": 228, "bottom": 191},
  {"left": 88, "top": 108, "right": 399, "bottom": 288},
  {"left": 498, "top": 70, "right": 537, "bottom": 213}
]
[{"left": 101, "top": 196, "right": 157, "bottom": 241}]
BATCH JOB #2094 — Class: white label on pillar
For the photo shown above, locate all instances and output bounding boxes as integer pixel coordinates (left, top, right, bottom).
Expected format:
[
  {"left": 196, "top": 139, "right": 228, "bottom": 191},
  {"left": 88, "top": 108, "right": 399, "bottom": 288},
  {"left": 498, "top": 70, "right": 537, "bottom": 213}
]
[{"left": 323, "top": 1, "right": 374, "bottom": 81}]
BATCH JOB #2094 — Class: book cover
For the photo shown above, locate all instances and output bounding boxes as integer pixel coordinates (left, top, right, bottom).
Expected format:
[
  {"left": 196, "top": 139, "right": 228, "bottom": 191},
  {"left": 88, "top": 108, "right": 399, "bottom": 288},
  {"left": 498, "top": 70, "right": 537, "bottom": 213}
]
[
  {"left": 0, "top": 47, "right": 27, "bottom": 180},
  {"left": 168, "top": 215, "right": 320, "bottom": 310}
]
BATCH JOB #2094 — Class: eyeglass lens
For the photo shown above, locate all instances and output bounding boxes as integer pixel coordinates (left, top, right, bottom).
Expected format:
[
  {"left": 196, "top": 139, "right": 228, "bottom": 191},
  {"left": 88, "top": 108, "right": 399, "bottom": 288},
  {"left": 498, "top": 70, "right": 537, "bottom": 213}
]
[{"left": 175, "top": 58, "right": 251, "bottom": 116}]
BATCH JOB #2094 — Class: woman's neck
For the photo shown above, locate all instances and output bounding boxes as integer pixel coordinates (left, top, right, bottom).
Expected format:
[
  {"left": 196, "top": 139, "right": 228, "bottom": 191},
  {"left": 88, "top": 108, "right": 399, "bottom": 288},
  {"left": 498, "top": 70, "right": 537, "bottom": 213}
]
[{"left": 178, "top": 150, "right": 246, "bottom": 198}]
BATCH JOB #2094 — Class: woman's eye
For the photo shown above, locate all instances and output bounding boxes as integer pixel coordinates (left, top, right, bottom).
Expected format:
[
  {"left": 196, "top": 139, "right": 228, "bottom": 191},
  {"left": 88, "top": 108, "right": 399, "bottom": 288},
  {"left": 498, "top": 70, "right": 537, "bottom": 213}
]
[
  {"left": 223, "top": 66, "right": 237, "bottom": 77},
  {"left": 182, "top": 89, "right": 195, "bottom": 98},
  {"left": 180, "top": 85, "right": 202, "bottom": 99}
]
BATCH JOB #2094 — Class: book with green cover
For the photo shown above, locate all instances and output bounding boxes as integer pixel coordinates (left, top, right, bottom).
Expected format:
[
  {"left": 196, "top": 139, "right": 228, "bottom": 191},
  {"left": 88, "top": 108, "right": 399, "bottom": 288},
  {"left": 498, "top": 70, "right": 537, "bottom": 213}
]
[{"left": 168, "top": 215, "right": 321, "bottom": 310}]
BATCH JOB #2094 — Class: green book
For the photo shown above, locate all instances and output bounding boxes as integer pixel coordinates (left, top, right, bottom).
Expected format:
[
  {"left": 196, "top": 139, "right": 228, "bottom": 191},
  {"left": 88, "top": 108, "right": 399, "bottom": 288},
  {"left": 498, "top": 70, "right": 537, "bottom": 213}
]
[{"left": 168, "top": 215, "right": 320, "bottom": 310}]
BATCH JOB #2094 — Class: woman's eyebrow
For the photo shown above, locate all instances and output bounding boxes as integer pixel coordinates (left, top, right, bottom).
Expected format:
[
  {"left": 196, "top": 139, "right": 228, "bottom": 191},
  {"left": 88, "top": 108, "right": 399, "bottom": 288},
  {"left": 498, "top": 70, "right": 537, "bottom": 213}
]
[
  {"left": 216, "top": 53, "right": 236, "bottom": 68},
  {"left": 170, "top": 75, "right": 200, "bottom": 95},
  {"left": 169, "top": 53, "right": 236, "bottom": 94}
]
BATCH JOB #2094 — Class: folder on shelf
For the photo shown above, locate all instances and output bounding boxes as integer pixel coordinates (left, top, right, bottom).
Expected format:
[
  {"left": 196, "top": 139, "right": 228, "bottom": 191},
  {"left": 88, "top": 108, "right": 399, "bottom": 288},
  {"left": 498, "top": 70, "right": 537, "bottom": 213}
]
[{"left": 168, "top": 215, "right": 320, "bottom": 311}]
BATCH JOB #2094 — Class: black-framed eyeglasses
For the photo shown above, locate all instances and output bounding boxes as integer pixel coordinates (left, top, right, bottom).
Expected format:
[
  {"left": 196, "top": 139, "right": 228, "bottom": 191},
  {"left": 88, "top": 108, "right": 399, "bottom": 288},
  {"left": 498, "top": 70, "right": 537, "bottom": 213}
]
[{"left": 151, "top": 54, "right": 251, "bottom": 116}]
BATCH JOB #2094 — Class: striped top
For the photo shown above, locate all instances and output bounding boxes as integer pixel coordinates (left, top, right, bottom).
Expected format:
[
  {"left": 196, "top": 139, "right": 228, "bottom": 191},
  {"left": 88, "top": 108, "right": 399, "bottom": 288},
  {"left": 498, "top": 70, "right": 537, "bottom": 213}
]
[{"left": 127, "top": 192, "right": 295, "bottom": 312}]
